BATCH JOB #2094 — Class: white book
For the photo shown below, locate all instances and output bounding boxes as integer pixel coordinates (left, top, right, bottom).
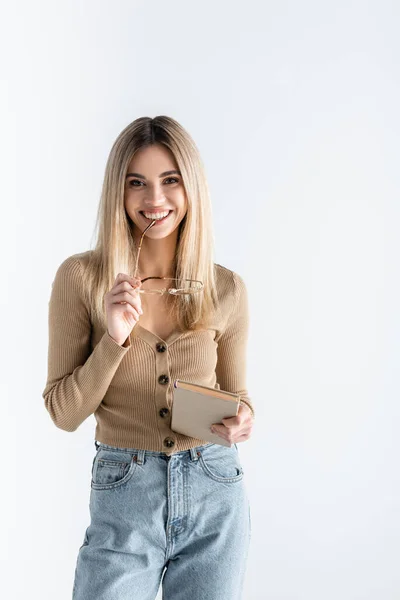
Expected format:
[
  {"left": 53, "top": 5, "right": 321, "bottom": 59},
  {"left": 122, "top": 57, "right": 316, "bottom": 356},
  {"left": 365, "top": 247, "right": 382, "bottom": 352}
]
[{"left": 171, "top": 379, "right": 240, "bottom": 447}]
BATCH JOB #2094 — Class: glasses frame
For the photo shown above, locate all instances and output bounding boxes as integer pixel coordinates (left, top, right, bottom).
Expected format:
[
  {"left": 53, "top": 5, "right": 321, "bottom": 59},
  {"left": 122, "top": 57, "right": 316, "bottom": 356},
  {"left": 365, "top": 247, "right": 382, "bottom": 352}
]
[
  {"left": 137, "top": 276, "right": 204, "bottom": 296},
  {"left": 133, "top": 219, "right": 204, "bottom": 296}
]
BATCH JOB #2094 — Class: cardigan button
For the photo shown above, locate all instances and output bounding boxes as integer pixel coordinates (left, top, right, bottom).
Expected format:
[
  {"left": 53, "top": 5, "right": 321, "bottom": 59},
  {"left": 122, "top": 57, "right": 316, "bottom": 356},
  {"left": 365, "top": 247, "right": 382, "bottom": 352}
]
[
  {"left": 163, "top": 437, "right": 175, "bottom": 448},
  {"left": 158, "top": 374, "right": 169, "bottom": 385},
  {"left": 156, "top": 342, "right": 167, "bottom": 353},
  {"left": 159, "top": 407, "right": 169, "bottom": 418}
]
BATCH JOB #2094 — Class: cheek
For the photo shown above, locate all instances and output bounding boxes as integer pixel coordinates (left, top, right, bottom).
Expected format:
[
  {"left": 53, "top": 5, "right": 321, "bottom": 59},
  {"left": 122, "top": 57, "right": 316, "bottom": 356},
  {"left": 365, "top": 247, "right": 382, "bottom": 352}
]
[
  {"left": 124, "top": 198, "right": 139, "bottom": 221},
  {"left": 124, "top": 192, "right": 138, "bottom": 210}
]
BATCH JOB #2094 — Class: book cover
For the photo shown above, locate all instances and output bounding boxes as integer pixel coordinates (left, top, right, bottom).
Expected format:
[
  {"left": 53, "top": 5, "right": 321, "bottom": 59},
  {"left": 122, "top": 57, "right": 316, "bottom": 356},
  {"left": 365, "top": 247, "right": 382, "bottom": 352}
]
[{"left": 171, "top": 379, "right": 240, "bottom": 447}]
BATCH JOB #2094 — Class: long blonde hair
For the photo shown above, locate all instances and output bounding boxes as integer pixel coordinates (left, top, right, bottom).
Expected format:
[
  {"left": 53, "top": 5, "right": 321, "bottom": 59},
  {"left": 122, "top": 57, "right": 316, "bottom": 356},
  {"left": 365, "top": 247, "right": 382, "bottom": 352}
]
[{"left": 82, "top": 115, "right": 219, "bottom": 332}]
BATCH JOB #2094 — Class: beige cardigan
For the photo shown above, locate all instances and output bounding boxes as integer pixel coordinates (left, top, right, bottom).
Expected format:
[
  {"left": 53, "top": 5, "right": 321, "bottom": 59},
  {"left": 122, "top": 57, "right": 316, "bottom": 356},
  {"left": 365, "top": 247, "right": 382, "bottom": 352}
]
[{"left": 42, "top": 251, "right": 254, "bottom": 454}]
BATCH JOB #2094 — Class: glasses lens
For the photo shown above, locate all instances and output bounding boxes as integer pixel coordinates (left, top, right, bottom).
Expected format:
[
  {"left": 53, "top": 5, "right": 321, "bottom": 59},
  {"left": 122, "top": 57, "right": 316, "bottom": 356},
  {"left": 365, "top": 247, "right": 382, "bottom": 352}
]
[{"left": 139, "top": 278, "right": 203, "bottom": 295}]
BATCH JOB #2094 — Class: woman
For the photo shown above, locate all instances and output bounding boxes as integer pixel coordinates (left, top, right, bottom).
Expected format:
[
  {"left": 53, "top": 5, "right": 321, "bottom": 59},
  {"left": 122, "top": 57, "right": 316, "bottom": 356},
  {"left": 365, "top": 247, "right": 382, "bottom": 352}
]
[{"left": 42, "top": 115, "right": 255, "bottom": 600}]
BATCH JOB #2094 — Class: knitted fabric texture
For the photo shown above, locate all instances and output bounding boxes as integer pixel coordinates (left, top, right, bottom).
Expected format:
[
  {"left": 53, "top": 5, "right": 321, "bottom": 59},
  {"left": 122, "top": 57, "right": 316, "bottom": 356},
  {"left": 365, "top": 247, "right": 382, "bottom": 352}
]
[{"left": 42, "top": 251, "right": 254, "bottom": 453}]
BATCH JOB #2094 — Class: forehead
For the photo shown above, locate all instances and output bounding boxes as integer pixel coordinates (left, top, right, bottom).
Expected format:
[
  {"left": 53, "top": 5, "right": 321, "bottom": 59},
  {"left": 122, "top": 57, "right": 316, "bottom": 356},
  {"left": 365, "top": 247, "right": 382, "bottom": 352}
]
[{"left": 127, "top": 144, "right": 177, "bottom": 172}]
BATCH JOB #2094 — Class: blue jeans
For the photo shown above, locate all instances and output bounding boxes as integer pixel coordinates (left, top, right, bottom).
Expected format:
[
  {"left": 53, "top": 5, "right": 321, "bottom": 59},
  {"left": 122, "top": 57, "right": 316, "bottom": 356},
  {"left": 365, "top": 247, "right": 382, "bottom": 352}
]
[{"left": 72, "top": 440, "right": 251, "bottom": 600}]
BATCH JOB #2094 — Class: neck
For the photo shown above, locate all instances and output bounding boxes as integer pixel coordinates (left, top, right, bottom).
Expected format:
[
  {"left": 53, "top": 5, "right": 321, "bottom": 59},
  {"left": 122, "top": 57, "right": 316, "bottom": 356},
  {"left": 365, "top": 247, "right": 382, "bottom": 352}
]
[{"left": 135, "top": 228, "right": 178, "bottom": 279}]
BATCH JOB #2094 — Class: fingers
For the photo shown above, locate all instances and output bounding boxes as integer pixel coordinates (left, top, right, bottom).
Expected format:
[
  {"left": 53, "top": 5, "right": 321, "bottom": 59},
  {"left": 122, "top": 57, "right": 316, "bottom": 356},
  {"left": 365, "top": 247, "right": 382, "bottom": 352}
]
[
  {"left": 107, "top": 273, "right": 143, "bottom": 314},
  {"left": 113, "top": 286, "right": 143, "bottom": 314},
  {"left": 211, "top": 423, "right": 253, "bottom": 444},
  {"left": 112, "top": 299, "right": 141, "bottom": 321},
  {"left": 114, "top": 272, "right": 141, "bottom": 287}
]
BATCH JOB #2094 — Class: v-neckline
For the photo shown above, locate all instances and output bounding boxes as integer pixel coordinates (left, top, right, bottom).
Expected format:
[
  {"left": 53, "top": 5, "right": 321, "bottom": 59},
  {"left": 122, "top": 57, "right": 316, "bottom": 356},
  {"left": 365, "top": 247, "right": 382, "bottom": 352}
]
[{"left": 133, "top": 323, "right": 185, "bottom": 347}]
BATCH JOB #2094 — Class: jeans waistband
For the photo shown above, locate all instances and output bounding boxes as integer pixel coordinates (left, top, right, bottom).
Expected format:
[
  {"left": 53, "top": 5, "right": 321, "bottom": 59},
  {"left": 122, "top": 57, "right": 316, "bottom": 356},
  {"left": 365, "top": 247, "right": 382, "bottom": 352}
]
[{"left": 94, "top": 440, "right": 215, "bottom": 465}]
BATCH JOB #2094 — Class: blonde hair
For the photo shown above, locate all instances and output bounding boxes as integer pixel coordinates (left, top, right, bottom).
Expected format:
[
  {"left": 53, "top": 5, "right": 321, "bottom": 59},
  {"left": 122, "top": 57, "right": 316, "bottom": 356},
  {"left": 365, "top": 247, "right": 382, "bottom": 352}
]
[{"left": 82, "top": 115, "right": 219, "bottom": 332}]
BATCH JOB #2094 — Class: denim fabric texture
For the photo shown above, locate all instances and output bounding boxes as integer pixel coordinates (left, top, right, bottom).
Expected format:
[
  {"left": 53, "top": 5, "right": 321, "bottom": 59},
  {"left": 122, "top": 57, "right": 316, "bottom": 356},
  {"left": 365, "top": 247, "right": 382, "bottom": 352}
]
[{"left": 72, "top": 440, "right": 251, "bottom": 600}]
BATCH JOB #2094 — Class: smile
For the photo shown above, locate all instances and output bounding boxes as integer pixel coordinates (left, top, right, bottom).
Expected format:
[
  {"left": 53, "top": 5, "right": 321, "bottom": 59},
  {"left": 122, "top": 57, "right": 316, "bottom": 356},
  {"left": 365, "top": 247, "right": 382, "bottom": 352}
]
[{"left": 140, "top": 210, "right": 173, "bottom": 224}]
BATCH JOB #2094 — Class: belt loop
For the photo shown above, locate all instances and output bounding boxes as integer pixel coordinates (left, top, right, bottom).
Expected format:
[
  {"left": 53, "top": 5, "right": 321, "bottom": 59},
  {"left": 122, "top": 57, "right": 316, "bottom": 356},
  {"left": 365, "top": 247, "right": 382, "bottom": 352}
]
[
  {"left": 135, "top": 449, "right": 145, "bottom": 465},
  {"left": 94, "top": 440, "right": 99, "bottom": 450},
  {"left": 190, "top": 447, "right": 200, "bottom": 461}
]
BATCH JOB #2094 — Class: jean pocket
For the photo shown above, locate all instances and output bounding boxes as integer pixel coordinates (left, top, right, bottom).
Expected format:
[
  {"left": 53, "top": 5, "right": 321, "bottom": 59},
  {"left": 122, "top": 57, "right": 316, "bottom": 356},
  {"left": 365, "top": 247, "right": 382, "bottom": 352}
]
[
  {"left": 198, "top": 444, "right": 244, "bottom": 483},
  {"left": 91, "top": 450, "right": 137, "bottom": 490}
]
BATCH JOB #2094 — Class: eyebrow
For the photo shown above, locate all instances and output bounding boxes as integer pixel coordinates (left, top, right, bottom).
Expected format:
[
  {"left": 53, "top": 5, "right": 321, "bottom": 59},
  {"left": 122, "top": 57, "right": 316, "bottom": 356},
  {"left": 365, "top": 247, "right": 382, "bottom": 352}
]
[{"left": 125, "top": 169, "right": 181, "bottom": 180}]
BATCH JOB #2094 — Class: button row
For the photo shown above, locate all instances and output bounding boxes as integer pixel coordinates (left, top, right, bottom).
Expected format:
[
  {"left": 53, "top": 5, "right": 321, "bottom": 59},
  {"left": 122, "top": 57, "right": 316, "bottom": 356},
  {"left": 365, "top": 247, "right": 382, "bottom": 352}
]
[{"left": 155, "top": 341, "right": 174, "bottom": 450}]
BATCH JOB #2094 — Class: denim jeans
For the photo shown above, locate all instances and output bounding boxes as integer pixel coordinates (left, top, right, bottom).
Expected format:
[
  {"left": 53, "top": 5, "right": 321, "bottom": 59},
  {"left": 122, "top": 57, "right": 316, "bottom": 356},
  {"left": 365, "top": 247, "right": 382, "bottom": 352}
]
[{"left": 72, "top": 440, "right": 251, "bottom": 600}]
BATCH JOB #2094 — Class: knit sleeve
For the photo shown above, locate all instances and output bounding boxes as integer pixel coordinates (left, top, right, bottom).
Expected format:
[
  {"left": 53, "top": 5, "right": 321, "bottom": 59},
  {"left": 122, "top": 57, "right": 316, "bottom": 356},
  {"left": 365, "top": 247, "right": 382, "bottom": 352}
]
[
  {"left": 42, "top": 255, "right": 131, "bottom": 432},
  {"left": 215, "top": 272, "right": 255, "bottom": 419}
]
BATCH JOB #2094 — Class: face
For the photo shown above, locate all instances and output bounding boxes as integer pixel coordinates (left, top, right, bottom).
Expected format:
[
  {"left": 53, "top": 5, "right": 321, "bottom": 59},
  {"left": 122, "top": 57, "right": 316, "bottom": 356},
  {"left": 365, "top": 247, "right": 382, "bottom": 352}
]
[{"left": 124, "top": 144, "right": 188, "bottom": 239}]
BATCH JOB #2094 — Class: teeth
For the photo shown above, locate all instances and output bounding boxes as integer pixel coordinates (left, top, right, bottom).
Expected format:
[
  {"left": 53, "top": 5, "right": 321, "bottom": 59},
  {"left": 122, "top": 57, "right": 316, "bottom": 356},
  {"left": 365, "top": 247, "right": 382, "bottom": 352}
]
[{"left": 142, "top": 211, "right": 170, "bottom": 220}]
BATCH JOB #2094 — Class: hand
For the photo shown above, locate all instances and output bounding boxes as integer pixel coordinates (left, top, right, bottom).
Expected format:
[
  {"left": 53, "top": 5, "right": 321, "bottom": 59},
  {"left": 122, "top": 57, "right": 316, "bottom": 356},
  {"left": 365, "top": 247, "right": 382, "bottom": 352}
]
[
  {"left": 105, "top": 273, "right": 143, "bottom": 346},
  {"left": 211, "top": 403, "right": 254, "bottom": 444}
]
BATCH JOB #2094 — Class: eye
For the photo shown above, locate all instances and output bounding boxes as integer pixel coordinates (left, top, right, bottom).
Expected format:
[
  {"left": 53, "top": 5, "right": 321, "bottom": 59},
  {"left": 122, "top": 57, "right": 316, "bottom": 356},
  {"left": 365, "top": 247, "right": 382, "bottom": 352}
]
[{"left": 128, "top": 177, "right": 180, "bottom": 187}]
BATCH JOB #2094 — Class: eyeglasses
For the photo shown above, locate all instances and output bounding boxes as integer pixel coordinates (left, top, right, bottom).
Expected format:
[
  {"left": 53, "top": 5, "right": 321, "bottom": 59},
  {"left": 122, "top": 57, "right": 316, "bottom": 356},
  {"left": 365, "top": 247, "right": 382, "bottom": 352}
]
[{"left": 133, "top": 219, "right": 204, "bottom": 296}]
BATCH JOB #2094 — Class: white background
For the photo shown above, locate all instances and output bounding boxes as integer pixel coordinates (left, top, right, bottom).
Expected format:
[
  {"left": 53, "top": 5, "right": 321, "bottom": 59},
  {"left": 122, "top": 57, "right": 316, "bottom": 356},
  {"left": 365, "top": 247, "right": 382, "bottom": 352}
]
[{"left": 2, "top": 1, "right": 399, "bottom": 598}]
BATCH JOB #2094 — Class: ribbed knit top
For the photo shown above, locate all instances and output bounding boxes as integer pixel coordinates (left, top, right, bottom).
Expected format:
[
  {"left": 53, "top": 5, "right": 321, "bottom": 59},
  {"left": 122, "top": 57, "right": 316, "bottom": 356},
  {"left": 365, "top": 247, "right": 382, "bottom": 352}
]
[{"left": 42, "top": 251, "right": 254, "bottom": 455}]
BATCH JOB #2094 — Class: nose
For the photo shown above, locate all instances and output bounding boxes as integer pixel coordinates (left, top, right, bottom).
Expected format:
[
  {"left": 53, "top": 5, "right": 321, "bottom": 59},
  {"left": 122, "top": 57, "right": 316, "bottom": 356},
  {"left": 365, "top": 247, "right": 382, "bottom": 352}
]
[{"left": 143, "top": 182, "right": 167, "bottom": 207}]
